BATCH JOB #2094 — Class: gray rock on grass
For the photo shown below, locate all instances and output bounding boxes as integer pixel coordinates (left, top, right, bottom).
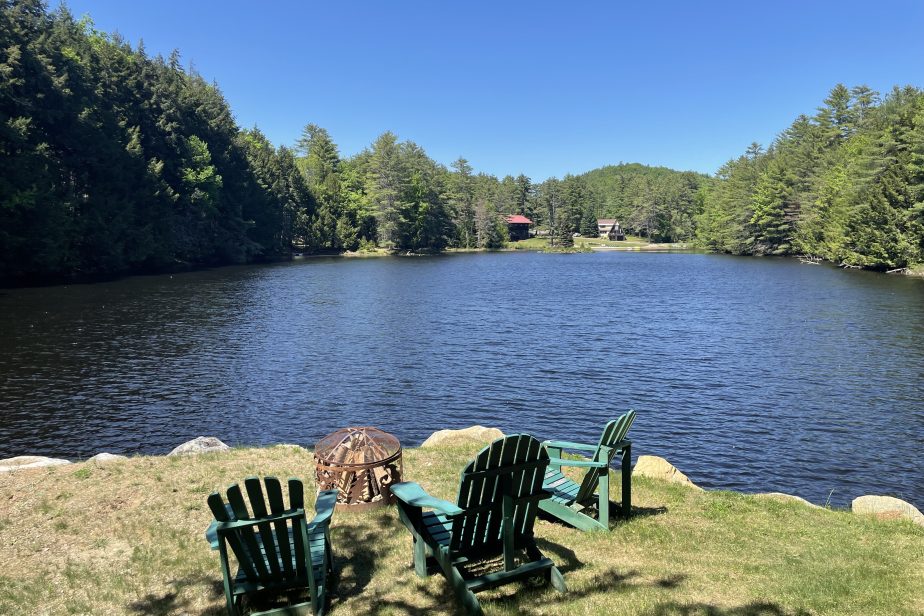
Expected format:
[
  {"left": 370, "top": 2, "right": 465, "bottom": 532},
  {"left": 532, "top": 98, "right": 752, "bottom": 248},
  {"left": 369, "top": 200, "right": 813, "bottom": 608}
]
[
  {"left": 756, "top": 492, "right": 822, "bottom": 509},
  {"left": 168, "top": 436, "right": 229, "bottom": 456},
  {"left": 88, "top": 452, "right": 128, "bottom": 463},
  {"left": 852, "top": 495, "right": 924, "bottom": 526},
  {"left": 421, "top": 426, "right": 505, "bottom": 448},
  {"left": 0, "top": 456, "right": 71, "bottom": 473},
  {"left": 632, "top": 455, "right": 703, "bottom": 490}
]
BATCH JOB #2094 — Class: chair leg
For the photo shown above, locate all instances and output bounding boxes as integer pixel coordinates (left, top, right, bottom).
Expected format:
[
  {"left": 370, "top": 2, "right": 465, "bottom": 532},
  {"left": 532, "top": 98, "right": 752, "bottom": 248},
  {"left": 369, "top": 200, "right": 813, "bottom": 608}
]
[
  {"left": 445, "top": 555, "right": 483, "bottom": 616},
  {"left": 598, "top": 471, "right": 610, "bottom": 529},
  {"left": 412, "top": 534, "right": 429, "bottom": 578},
  {"left": 217, "top": 542, "right": 237, "bottom": 616},
  {"left": 549, "top": 564, "right": 567, "bottom": 593},
  {"left": 621, "top": 443, "right": 632, "bottom": 518},
  {"left": 325, "top": 532, "right": 335, "bottom": 574}
]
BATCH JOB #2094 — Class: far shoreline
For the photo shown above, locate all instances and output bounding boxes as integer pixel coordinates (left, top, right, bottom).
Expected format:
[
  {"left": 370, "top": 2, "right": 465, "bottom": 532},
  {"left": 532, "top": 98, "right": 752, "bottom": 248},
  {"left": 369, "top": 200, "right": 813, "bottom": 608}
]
[{"left": 3, "top": 242, "right": 922, "bottom": 290}]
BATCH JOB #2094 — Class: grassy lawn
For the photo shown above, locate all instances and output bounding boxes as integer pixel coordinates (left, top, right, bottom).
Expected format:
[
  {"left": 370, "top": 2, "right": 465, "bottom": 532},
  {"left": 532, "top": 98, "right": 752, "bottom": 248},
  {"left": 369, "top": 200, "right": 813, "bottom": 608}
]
[
  {"left": 508, "top": 236, "right": 690, "bottom": 251},
  {"left": 1, "top": 442, "right": 921, "bottom": 615}
]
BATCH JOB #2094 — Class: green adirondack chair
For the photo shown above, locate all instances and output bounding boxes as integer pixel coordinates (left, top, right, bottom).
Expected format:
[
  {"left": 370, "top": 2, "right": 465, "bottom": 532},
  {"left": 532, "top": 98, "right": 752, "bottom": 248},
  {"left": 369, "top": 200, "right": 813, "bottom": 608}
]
[
  {"left": 539, "top": 410, "right": 636, "bottom": 531},
  {"left": 392, "top": 434, "right": 567, "bottom": 616},
  {"left": 205, "top": 476, "right": 338, "bottom": 616}
]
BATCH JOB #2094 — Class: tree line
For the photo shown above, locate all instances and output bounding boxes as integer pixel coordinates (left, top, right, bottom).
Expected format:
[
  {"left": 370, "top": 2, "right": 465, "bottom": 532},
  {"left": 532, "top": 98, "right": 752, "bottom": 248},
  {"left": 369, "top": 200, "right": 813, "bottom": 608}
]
[
  {"left": 0, "top": 2, "right": 709, "bottom": 283},
  {"left": 696, "top": 84, "right": 924, "bottom": 270},
  {"left": 12, "top": 4, "right": 918, "bottom": 284}
]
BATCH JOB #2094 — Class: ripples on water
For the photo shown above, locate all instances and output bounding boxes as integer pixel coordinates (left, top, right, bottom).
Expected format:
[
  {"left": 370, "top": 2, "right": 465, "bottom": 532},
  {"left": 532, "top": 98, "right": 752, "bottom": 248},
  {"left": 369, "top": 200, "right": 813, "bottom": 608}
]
[{"left": 1, "top": 252, "right": 922, "bottom": 508}]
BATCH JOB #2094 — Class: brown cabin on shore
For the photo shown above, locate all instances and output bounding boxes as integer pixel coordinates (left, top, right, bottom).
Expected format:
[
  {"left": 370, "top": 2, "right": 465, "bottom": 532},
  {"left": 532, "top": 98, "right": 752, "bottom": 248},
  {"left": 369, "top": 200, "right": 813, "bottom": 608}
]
[
  {"left": 597, "top": 219, "right": 626, "bottom": 240},
  {"left": 505, "top": 214, "right": 533, "bottom": 241}
]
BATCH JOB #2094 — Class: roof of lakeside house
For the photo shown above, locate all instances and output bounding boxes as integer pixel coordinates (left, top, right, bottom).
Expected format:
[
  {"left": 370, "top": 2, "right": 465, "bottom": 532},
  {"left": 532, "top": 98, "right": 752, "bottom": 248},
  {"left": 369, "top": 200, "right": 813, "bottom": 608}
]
[
  {"left": 597, "top": 219, "right": 619, "bottom": 226},
  {"left": 505, "top": 215, "right": 533, "bottom": 224}
]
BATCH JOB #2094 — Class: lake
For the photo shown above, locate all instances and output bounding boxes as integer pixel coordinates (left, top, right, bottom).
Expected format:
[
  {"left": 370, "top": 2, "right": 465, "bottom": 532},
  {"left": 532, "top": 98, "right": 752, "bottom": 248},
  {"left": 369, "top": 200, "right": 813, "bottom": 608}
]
[{"left": 1, "top": 251, "right": 922, "bottom": 508}]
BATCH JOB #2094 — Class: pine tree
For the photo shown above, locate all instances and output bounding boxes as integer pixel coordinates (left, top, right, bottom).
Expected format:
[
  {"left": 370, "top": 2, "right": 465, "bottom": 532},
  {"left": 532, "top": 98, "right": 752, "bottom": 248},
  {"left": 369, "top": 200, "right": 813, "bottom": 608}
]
[
  {"left": 749, "top": 159, "right": 794, "bottom": 254},
  {"left": 449, "top": 157, "right": 476, "bottom": 248},
  {"left": 365, "top": 132, "right": 405, "bottom": 249},
  {"left": 580, "top": 202, "right": 599, "bottom": 237}
]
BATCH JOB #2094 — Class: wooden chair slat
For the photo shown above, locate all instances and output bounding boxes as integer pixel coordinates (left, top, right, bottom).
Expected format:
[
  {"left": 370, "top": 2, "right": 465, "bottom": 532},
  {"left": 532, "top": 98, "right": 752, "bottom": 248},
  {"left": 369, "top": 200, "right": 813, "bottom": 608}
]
[
  {"left": 226, "top": 484, "right": 271, "bottom": 580},
  {"left": 265, "top": 477, "right": 295, "bottom": 579},
  {"left": 245, "top": 477, "right": 283, "bottom": 580},
  {"left": 289, "top": 478, "right": 305, "bottom": 509}
]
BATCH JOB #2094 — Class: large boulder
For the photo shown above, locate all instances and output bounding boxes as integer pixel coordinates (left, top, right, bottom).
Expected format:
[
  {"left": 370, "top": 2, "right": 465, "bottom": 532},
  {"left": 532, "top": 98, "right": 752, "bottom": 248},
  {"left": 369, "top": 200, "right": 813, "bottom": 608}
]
[
  {"left": 421, "top": 426, "right": 505, "bottom": 448},
  {"left": 756, "top": 492, "right": 822, "bottom": 509},
  {"left": 852, "top": 495, "right": 924, "bottom": 526},
  {"left": 632, "top": 455, "right": 703, "bottom": 490},
  {"left": 87, "top": 452, "right": 128, "bottom": 464},
  {"left": 167, "top": 436, "right": 229, "bottom": 456},
  {"left": 0, "top": 456, "right": 71, "bottom": 473}
]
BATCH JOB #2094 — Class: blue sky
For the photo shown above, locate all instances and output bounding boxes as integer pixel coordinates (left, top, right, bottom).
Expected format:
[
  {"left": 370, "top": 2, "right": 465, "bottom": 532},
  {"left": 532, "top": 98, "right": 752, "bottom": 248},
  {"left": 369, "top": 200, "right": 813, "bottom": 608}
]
[{"left": 59, "top": 0, "right": 924, "bottom": 180}]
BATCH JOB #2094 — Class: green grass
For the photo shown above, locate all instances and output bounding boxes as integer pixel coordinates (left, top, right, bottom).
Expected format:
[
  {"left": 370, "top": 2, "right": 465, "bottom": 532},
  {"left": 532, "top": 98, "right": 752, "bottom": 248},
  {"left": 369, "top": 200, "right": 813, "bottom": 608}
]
[{"left": 0, "top": 443, "right": 921, "bottom": 615}]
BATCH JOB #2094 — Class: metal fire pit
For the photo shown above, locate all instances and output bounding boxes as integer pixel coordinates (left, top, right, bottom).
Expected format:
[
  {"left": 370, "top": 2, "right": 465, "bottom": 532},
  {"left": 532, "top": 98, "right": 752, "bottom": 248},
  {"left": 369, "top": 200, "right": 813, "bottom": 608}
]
[{"left": 314, "top": 427, "right": 402, "bottom": 511}]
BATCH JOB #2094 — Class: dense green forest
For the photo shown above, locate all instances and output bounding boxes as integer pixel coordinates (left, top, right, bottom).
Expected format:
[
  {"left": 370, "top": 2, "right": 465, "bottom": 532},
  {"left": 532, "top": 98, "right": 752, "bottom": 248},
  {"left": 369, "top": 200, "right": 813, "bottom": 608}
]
[
  {"left": 5, "top": 2, "right": 920, "bottom": 284},
  {"left": 697, "top": 85, "right": 924, "bottom": 270},
  {"left": 1, "top": 1, "right": 307, "bottom": 282},
  {"left": 0, "top": 2, "right": 707, "bottom": 282}
]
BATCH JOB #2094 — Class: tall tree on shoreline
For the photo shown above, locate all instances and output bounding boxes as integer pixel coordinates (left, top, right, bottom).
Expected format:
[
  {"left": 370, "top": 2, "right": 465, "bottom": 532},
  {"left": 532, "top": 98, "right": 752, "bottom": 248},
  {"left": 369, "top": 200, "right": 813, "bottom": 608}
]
[
  {"left": 697, "top": 84, "right": 924, "bottom": 269},
  {"left": 450, "top": 157, "right": 476, "bottom": 248}
]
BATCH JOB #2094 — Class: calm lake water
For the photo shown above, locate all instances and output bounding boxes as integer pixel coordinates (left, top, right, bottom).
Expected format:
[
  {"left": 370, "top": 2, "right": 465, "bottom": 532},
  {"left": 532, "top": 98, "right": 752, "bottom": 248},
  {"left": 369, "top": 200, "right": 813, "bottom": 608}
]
[{"left": 1, "top": 252, "right": 922, "bottom": 508}]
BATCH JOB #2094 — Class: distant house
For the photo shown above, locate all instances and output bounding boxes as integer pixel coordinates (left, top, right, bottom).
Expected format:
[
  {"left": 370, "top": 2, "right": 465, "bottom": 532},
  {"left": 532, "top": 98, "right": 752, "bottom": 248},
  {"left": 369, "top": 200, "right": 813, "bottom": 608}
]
[
  {"left": 505, "top": 214, "right": 533, "bottom": 241},
  {"left": 596, "top": 219, "right": 625, "bottom": 240}
]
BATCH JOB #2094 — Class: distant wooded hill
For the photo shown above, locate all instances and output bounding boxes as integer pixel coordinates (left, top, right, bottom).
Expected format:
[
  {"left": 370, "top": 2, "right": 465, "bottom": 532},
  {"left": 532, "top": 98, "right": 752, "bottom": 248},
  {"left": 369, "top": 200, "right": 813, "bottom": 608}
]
[{"left": 579, "top": 164, "right": 710, "bottom": 241}]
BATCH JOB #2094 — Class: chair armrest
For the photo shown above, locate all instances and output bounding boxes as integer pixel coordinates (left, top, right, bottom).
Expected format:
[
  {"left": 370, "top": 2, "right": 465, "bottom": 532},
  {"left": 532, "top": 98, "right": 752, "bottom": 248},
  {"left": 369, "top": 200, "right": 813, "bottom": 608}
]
[
  {"left": 548, "top": 457, "right": 608, "bottom": 469},
  {"left": 542, "top": 440, "right": 597, "bottom": 452},
  {"left": 205, "top": 520, "right": 220, "bottom": 550},
  {"left": 391, "top": 482, "right": 464, "bottom": 516},
  {"left": 310, "top": 490, "right": 338, "bottom": 527},
  {"left": 211, "top": 509, "right": 306, "bottom": 535},
  {"left": 205, "top": 502, "right": 236, "bottom": 549}
]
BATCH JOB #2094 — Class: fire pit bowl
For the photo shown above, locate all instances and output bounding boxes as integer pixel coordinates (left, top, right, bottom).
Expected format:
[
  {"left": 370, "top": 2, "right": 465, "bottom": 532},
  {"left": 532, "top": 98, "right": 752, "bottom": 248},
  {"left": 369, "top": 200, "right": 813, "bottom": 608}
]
[{"left": 314, "top": 427, "right": 402, "bottom": 511}]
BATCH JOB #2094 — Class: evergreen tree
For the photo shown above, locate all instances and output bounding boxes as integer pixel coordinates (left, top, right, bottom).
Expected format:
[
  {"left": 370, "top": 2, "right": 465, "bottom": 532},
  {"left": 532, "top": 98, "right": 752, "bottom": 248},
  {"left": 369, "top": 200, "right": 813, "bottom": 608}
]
[
  {"left": 295, "top": 123, "right": 350, "bottom": 251},
  {"left": 475, "top": 199, "right": 507, "bottom": 249},
  {"left": 365, "top": 132, "right": 405, "bottom": 249},
  {"left": 749, "top": 158, "right": 794, "bottom": 254},
  {"left": 449, "top": 157, "right": 476, "bottom": 248}
]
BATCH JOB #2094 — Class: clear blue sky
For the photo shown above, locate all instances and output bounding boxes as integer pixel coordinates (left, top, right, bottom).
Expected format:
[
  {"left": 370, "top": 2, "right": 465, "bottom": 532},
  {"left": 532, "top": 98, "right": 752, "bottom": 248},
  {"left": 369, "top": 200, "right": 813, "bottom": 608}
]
[{"left": 59, "top": 0, "right": 924, "bottom": 180}]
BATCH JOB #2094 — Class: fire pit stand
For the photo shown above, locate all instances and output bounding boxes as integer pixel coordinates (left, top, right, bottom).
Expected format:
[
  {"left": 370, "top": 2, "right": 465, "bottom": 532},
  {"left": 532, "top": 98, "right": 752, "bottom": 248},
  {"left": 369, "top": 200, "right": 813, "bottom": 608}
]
[{"left": 314, "top": 427, "right": 402, "bottom": 511}]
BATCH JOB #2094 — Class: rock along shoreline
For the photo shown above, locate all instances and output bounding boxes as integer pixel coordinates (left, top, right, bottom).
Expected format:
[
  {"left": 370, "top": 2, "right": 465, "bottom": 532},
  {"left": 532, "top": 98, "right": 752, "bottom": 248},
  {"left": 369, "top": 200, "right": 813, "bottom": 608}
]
[{"left": 2, "top": 427, "right": 921, "bottom": 527}]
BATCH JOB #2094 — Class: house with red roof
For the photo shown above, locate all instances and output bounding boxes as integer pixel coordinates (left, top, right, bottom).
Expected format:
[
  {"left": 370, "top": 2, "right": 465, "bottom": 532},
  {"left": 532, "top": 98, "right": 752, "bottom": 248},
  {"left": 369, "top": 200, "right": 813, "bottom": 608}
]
[{"left": 504, "top": 214, "right": 533, "bottom": 241}]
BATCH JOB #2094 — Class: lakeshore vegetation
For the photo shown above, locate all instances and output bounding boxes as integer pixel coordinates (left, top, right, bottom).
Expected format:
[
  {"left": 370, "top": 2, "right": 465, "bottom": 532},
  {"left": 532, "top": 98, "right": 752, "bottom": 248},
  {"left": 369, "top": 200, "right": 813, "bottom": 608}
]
[{"left": 2, "top": 2, "right": 924, "bottom": 284}]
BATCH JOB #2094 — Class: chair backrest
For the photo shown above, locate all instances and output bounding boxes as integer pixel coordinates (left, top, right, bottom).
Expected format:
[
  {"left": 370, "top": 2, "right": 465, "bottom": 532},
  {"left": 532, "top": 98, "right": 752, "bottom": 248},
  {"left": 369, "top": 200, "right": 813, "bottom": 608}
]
[
  {"left": 576, "top": 411, "right": 637, "bottom": 502},
  {"left": 207, "top": 476, "right": 311, "bottom": 586},
  {"left": 450, "top": 434, "right": 549, "bottom": 556}
]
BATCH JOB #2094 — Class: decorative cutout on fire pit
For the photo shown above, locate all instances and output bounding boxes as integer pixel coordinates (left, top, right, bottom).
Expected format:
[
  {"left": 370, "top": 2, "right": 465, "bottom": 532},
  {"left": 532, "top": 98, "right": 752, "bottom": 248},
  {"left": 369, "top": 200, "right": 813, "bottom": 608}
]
[{"left": 314, "top": 427, "right": 402, "bottom": 511}]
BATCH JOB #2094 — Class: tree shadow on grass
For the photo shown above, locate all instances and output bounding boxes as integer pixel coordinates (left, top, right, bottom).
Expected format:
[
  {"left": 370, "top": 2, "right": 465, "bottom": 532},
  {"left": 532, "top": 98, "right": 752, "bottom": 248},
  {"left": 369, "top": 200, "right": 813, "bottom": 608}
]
[
  {"left": 127, "top": 572, "right": 224, "bottom": 615},
  {"left": 535, "top": 537, "right": 583, "bottom": 573},
  {"left": 645, "top": 601, "right": 812, "bottom": 616},
  {"left": 339, "top": 583, "right": 457, "bottom": 616},
  {"left": 329, "top": 510, "right": 404, "bottom": 605},
  {"left": 494, "top": 566, "right": 648, "bottom": 614}
]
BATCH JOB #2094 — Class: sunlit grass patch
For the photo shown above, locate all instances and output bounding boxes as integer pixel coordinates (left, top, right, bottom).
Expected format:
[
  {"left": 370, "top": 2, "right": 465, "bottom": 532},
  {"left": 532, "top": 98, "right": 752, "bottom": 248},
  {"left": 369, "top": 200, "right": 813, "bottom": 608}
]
[{"left": 0, "top": 442, "right": 921, "bottom": 615}]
